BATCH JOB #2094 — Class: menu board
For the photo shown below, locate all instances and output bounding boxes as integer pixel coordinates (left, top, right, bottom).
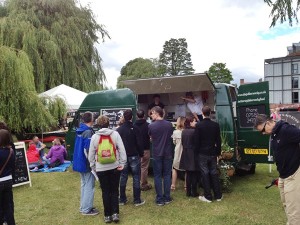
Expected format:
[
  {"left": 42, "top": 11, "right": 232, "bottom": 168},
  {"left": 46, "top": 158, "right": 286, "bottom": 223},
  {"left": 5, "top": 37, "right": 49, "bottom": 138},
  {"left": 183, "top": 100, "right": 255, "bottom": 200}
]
[
  {"left": 101, "top": 108, "right": 131, "bottom": 129},
  {"left": 12, "top": 142, "right": 32, "bottom": 187},
  {"left": 238, "top": 105, "right": 266, "bottom": 128}
]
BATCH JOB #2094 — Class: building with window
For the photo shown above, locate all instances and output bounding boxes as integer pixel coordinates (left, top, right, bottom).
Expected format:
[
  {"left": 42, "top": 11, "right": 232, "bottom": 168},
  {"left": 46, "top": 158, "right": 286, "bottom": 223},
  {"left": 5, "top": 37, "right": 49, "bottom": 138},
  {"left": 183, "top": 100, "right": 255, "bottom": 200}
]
[{"left": 264, "top": 42, "right": 300, "bottom": 105}]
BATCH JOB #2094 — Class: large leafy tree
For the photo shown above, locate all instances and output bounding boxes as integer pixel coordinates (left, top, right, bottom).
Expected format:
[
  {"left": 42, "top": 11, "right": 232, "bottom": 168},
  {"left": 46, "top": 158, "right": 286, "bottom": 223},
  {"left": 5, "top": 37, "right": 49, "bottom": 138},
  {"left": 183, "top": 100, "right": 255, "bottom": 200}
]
[
  {"left": 207, "top": 63, "right": 233, "bottom": 84},
  {"left": 159, "top": 38, "right": 195, "bottom": 76},
  {"left": 117, "top": 57, "right": 161, "bottom": 88},
  {"left": 0, "top": 45, "right": 59, "bottom": 132},
  {"left": 264, "top": 0, "right": 300, "bottom": 26},
  {"left": 0, "top": 0, "right": 109, "bottom": 93}
]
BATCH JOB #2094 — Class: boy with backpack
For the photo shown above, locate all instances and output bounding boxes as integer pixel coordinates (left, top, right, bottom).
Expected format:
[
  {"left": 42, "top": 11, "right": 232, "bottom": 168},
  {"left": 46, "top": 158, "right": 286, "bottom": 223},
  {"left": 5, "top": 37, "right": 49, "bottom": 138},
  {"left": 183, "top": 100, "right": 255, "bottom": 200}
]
[
  {"left": 88, "top": 115, "right": 127, "bottom": 223},
  {"left": 73, "top": 112, "right": 99, "bottom": 216},
  {"left": 117, "top": 109, "right": 145, "bottom": 206}
]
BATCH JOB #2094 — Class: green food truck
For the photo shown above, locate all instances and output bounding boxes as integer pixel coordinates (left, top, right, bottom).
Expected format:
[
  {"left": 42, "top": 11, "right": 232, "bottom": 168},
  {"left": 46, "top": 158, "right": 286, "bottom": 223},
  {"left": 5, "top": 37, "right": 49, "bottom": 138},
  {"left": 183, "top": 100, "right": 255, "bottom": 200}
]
[{"left": 66, "top": 73, "right": 271, "bottom": 172}]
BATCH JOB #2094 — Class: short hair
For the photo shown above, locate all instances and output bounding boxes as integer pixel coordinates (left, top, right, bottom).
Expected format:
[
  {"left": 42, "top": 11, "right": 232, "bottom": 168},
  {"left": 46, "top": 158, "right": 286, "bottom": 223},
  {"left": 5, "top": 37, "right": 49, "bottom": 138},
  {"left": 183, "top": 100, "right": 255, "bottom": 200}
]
[
  {"left": 153, "top": 94, "right": 160, "bottom": 99},
  {"left": 202, "top": 106, "right": 211, "bottom": 117},
  {"left": 184, "top": 115, "right": 195, "bottom": 129},
  {"left": 97, "top": 115, "right": 110, "bottom": 128},
  {"left": 176, "top": 116, "right": 186, "bottom": 130},
  {"left": 32, "top": 136, "right": 39, "bottom": 141},
  {"left": 137, "top": 109, "right": 145, "bottom": 119},
  {"left": 82, "top": 111, "right": 93, "bottom": 123},
  {"left": 123, "top": 109, "right": 132, "bottom": 121},
  {"left": 254, "top": 114, "right": 272, "bottom": 129},
  {"left": 152, "top": 106, "right": 163, "bottom": 117},
  {"left": 0, "top": 121, "right": 8, "bottom": 130},
  {"left": 0, "top": 129, "right": 11, "bottom": 147}
]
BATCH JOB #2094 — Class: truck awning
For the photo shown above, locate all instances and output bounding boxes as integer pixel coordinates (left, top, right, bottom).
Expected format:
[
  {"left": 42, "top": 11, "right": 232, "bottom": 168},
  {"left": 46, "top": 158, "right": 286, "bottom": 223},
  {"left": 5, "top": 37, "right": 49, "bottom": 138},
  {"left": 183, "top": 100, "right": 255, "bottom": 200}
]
[{"left": 121, "top": 73, "right": 215, "bottom": 95}]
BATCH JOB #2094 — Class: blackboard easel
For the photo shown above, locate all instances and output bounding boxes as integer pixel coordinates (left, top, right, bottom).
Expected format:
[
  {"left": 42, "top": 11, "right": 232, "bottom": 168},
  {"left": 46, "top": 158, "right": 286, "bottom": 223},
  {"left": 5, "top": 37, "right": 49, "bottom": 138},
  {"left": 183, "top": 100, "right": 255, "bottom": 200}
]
[{"left": 12, "top": 142, "right": 32, "bottom": 187}]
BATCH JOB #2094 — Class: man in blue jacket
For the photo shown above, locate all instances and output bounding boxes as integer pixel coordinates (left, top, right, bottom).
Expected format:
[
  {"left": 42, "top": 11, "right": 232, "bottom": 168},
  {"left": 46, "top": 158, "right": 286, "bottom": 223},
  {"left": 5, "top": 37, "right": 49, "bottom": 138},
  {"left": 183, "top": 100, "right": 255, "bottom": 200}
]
[
  {"left": 73, "top": 112, "right": 99, "bottom": 216},
  {"left": 254, "top": 114, "right": 300, "bottom": 225}
]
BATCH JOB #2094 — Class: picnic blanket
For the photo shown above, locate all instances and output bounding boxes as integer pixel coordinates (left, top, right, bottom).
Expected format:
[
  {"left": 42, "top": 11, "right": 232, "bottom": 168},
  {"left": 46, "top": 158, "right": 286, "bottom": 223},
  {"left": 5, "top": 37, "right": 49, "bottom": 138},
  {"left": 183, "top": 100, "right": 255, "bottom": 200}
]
[{"left": 30, "top": 161, "right": 72, "bottom": 173}]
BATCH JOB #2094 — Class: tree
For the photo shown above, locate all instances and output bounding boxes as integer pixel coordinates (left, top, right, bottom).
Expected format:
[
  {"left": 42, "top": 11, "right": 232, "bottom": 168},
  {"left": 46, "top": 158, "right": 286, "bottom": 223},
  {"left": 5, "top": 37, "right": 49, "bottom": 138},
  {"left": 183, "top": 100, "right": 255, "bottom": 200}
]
[
  {"left": 0, "top": 45, "right": 58, "bottom": 132},
  {"left": 159, "top": 38, "right": 195, "bottom": 76},
  {"left": 207, "top": 63, "right": 233, "bottom": 84},
  {"left": 0, "top": 0, "right": 109, "bottom": 93},
  {"left": 117, "top": 57, "right": 160, "bottom": 88},
  {"left": 264, "top": 0, "right": 300, "bottom": 27}
]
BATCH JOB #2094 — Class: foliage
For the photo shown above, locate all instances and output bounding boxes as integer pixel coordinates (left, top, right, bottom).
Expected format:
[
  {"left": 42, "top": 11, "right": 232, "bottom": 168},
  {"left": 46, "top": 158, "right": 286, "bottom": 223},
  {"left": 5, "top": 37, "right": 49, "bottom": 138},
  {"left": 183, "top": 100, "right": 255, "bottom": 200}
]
[
  {"left": 207, "top": 62, "right": 233, "bottom": 84},
  {"left": 40, "top": 96, "right": 67, "bottom": 122},
  {"left": 0, "top": 0, "right": 109, "bottom": 92},
  {"left": 0, "top": 45, "right": 55, "bottom": 132},
  {"left": 264, "top": 0, "right": 300, "bottom": 27},
  {"left": 117, "top": 57, "right": 161, "bottom": 88},
  {"left": 218, "top": 160, "right": 234, "bottom": 192},
  {"left": 221, "top": 130, "right": 234, "bottom": 153},
  {"left": 159, "top": 38, "right": 195, "bottom": 76}
]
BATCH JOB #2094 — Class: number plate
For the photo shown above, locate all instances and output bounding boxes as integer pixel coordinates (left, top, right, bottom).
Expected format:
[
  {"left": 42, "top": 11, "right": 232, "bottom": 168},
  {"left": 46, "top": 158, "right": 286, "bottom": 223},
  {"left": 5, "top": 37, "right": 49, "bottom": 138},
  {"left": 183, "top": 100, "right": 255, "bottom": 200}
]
[{"left": 244, "top": 148, "right": 268, "bottom": 155}]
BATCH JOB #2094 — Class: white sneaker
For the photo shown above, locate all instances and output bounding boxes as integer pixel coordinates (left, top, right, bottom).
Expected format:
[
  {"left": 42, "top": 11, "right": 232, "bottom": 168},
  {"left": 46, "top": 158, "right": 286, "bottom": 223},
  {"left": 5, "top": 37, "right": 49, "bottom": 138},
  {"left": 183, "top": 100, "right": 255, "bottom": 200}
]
[
  {"left": 199, "top": 196, "right": 212, "bottom": 203},
  {"left": 216, "top": 196, "right": 223, "bottom": 202}
]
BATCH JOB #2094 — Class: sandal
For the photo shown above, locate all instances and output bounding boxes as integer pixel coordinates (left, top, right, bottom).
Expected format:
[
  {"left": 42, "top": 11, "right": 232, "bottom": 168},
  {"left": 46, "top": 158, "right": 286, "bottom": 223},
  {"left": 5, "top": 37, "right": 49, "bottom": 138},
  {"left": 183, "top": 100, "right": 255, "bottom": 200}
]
[{"left": 171, "top": 185, "right": 176, "bottom": 191}]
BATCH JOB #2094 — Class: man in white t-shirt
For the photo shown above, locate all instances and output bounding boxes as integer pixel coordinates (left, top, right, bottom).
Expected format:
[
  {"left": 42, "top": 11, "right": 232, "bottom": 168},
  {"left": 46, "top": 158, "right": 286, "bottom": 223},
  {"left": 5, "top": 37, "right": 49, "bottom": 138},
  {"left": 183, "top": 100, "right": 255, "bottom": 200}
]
[{"left": 181, "top": 92, "right": 204, "bottom": 122}]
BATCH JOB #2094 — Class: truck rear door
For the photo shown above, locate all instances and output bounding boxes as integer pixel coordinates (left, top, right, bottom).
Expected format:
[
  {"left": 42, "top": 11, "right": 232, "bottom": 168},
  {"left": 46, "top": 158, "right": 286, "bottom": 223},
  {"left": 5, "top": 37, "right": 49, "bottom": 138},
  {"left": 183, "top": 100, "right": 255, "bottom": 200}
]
[{"left": 236, "top": 81, "right": 272, "bottom": 163}]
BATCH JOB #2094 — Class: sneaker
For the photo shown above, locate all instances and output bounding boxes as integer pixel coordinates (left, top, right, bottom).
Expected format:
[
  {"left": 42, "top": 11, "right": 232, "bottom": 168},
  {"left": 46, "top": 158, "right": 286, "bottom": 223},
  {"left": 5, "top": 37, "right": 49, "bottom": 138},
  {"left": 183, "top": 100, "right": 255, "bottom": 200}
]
[
  {"left": 199, "top": 196, "right": 212, "bottom": 203},
  {"left": 82, "top": 208, "right": 100, "bottom": 216},
  {"left": 119, "top": 199, "right": 128, "bottom": 206},
  {"left": 156, "top": 201, "right": 165, "bottom": 206},
  {"left": 164, "top": 198, "right": 173, "bottom": 205},
  {"left": 30, "top": 167, "right": 39, "bottom": 172},
  {"left": 216, "top": 195, "right": 223, "bottom": 202},
  {"left": 112, "top": 213, "right": 119, "bottom": 223},
  {"left": 104, "top": 216, "right": 112, "bottom": 223},
  {"left": 134, "top": 200, "right": 145, "bottom": 206}
]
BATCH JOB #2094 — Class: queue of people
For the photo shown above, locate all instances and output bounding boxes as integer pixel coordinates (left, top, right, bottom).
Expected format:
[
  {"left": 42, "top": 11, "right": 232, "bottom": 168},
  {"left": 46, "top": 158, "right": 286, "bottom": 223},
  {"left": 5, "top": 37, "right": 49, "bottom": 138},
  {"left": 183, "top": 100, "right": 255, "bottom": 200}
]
[{"left": 71, "top": 103, "right": 223, "bottom": 223}]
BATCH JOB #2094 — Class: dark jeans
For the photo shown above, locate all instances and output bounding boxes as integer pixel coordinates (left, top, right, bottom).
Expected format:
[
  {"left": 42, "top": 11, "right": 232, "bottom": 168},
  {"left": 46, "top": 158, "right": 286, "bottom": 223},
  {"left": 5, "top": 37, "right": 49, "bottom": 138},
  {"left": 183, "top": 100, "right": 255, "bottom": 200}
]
[
  {"left": 119, "top": 156, "right": 141, "bottom": 204},
  {"left": 186, "top": 171, "right": 198, "bottom": 196},
  {"left": 153, "top": 156, "right": 172, "bottom": 204},
  {"left": 197, "top": 154, "right": 222, "bottom": 201},
  {"left": 0, "top": 180, "right": 15, "bottom": 225},
  {"left": 97, "top": 169, "right": 121, "bottom": 216}
]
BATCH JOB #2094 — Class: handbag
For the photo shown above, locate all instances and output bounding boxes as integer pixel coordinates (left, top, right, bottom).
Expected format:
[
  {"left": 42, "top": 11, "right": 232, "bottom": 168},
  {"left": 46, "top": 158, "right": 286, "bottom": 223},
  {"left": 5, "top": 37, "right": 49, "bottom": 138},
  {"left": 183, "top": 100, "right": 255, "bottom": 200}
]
[{"left": 0, "top": 148, "right": 13, "bottom": 176}]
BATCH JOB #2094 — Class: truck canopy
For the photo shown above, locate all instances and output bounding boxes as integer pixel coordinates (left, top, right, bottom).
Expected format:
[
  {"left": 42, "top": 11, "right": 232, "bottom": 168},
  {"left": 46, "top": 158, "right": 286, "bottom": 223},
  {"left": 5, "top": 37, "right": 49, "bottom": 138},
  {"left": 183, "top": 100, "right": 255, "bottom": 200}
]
[{"left": 122, "top": 73, "right": 215, "bottom": 94}]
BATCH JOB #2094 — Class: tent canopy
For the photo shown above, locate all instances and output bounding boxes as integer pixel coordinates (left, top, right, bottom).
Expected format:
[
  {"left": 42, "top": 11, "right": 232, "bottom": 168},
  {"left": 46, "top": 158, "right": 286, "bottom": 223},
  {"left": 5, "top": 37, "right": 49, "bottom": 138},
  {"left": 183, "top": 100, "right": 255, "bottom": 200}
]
[{"left": 39, "top": 84, "right": 87, "bottom": 110}]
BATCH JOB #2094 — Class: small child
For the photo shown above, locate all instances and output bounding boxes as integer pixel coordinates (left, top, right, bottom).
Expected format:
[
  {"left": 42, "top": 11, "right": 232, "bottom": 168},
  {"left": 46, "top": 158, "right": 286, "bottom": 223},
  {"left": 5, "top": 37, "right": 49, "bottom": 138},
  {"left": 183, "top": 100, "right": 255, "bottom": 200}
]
[
  {"left": 27, "top": 141, "right": 44, "bottom": 171},
  {"left": 43, "top": 138, "right": 67, "bottom": 168}
]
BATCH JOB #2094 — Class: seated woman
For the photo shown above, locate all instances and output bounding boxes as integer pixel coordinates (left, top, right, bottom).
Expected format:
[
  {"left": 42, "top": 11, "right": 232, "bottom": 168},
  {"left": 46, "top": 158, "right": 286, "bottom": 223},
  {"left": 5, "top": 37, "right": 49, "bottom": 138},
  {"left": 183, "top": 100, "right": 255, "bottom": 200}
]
[
  {"left": 43, "top": 138, "right": 67, "bottom": 168},
  {"left": 27, "top": 141, "right": 45, "bottom": 171}
]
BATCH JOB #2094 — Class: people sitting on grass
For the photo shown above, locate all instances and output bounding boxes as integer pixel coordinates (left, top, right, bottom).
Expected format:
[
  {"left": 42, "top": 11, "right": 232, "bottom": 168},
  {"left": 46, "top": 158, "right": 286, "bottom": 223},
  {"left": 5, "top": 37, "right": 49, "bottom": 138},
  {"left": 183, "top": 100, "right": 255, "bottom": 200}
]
[
  {"left": 32, "top": 136, "right": 46, "bottom": 160},
  {"left": 43, "top": 138, "right": 67, "bottom": 168},
  {"left": 27, "top": 141, "right": 45, "bottom": 171}
]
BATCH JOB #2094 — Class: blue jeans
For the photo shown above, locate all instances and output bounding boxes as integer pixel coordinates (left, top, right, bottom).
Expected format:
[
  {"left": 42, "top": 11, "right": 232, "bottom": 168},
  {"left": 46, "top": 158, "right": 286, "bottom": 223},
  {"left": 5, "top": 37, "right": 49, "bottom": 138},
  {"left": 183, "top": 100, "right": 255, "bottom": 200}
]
[
  {"left": 0, "top": 180, "right": 15, "bottom": 225},
  {"left": 153, "top": 156, "right": 173, "bottom": 204},
  {"left": 119, "top": 156, "right": 141, "bottom": 203},
  {"left": 79, "top": 172, "right": 95, "bottom": 213},
  {"left": 97, "top": 169, "right": 121, "bottom": 217},
  {"left": 197, "top": 154, "right": 222, "bottom": 201}
]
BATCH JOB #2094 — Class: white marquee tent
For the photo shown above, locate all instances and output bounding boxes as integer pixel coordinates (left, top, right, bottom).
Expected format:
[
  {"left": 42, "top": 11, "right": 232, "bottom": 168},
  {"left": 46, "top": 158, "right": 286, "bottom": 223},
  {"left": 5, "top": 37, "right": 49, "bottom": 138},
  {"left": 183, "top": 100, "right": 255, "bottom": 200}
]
[{"left": 39, "top": 84, "right": 87, "bottom": 110}]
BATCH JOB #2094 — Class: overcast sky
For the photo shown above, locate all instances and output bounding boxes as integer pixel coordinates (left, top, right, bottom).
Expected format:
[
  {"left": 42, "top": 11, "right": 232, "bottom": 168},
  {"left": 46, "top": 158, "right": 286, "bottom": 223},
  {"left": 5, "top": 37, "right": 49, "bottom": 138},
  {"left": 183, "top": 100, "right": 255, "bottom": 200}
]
[{"left": 80, "top": 0, "right": 300, "bottom": 89}]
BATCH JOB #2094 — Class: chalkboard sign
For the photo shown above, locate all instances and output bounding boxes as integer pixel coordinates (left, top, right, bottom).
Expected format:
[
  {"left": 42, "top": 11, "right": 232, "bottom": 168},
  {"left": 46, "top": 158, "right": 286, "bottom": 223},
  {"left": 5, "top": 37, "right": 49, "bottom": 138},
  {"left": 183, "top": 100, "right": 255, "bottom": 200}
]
[
  {"left": 13, "top": 142, "right": 32, "bottom": 187},
  {"left": 238, "top": 105, "right": 266, "bottom": 128},
  {"left": 101, "top": 108, "right": 131, "bottom": 129}
]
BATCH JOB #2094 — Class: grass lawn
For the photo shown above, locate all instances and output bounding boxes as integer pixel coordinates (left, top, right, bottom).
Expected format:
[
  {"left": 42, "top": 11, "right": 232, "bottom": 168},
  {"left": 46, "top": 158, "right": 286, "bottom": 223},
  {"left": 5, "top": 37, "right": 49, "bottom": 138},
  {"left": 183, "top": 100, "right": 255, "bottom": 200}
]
[{"left": 13, "top": 164, "right": 286, "bottom": 225}]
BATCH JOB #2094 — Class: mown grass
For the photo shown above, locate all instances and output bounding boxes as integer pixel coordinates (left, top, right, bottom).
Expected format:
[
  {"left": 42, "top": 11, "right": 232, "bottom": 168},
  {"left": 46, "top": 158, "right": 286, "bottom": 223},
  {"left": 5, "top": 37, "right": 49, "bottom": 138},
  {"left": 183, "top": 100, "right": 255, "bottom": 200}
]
[{"left": 13, "top": 164, "right": 286, "bottom": 225}]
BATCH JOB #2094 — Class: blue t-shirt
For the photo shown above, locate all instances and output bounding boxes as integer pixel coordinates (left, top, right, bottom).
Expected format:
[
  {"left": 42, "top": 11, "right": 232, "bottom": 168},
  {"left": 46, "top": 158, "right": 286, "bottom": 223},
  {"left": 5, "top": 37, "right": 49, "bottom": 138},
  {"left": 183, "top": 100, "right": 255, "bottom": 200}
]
[{"left": 148, "top": 120, "right": 173, "bottom": 158}]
